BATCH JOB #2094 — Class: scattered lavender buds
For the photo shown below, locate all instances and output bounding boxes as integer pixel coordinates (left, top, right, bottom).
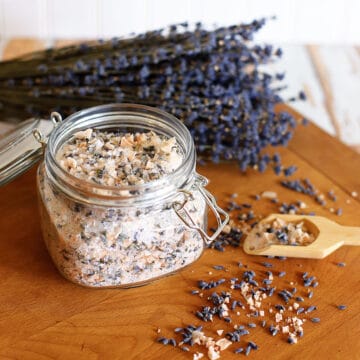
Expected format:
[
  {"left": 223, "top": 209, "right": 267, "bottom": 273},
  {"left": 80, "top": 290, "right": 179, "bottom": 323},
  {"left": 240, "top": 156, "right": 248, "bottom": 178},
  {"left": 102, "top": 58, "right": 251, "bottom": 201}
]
[
  {"left": 154, "top": 251, "right": 352, "bottom": 358},
  {"left": 0, "top": 19, "right": 304, "bottom": 172},
  {"left": 213, "top": 265, "right": 225, "bottom": 271}
]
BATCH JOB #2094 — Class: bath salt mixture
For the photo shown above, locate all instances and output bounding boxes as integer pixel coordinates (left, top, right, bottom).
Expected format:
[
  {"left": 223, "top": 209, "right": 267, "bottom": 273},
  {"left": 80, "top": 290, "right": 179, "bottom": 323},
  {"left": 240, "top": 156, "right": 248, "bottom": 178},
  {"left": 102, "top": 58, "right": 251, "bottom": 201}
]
[
  {"left": 56, "top": 129, "right": 183, "bottom": 187},
  {"left": 246, "top": 217, "right": 316, "bottom": 251},
  {"left": 38, "top": 129, "right": 206, "bottom": 288}
]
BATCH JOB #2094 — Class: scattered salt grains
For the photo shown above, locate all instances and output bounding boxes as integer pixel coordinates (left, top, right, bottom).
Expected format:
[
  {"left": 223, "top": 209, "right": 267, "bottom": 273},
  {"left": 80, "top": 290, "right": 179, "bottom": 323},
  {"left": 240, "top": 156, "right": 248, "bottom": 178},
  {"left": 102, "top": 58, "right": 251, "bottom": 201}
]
[
  {"left": 351, "top": 191, "right": 358, "bottom": 198},
  {"left": 153, "top": 183, "right": 349, "bottom": 357},
  {"left": 298, "top": 201, "right": 307, "bottom": 209},
  {"left": 282, "top": 325, "right": 290, "bottom": 334},
  {"left": 215, "top": 338, "right": 232, "bottom": 351},
  {"left": 193, "top": 352, "right": 204, "bottom": 360},
  {"left": 261, "top": 191, "right": 278, "bottom": 199},
  {"left": 221, "top": 225, "right": 231, "bottom": 234}
]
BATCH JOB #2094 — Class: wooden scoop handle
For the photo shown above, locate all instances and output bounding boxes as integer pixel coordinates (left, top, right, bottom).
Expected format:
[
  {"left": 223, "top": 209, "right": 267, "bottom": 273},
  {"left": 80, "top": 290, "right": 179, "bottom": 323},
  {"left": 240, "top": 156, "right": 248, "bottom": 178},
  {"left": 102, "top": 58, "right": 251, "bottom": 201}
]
[{"left": 342, "top": 226, "right": 360, "bottom": 246}]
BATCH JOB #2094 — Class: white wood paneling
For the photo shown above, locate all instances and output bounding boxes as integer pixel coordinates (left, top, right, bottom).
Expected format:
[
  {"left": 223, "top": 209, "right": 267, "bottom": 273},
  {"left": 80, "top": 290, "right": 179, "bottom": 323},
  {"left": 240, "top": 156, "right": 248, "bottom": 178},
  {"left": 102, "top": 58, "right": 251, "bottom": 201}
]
[
  {"left": 47, "top": 0, "right": 99, "bottom": 38},
  {"left": 143, "top": 0, "right": 191, "bottom": 31},
  {"left": 309, "top": 46, "right": 360, "bottom": 145},
  {"left": 0, "top": 0, "right": 360, "bottom": 43},
  {"left": 266, "top": 44, "right": 336, "bottom": 136},
  {"left": 186, "top": 0, "right": 255, "bottom": 27},
  {"left": 0, "top": 0, "right": 4, "bottom": 41},
  {"left": 249, "top": 0, "right": 296, "bottom": 44},
  {"left": 0, "top": 38, "right": 4, "bottom": 58},
  {"left": 292, "top": 0, "right": 346, "bottom": 44},
  {"left": 344, "top": 0, "right": 360, "bottom": 44},
  {"left": 100, "top": 0, "right": 148, "bottom": 37},
  {"left": 2, "top": 0, "right": 44, "bottom": 37}
]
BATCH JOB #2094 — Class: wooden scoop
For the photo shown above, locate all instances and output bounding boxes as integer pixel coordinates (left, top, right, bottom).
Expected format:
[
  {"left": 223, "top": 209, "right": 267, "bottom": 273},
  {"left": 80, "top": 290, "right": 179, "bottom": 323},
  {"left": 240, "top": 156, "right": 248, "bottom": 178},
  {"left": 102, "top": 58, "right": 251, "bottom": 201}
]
[{"left": 243, "top": 214, "right": 359, "bottom": 259}]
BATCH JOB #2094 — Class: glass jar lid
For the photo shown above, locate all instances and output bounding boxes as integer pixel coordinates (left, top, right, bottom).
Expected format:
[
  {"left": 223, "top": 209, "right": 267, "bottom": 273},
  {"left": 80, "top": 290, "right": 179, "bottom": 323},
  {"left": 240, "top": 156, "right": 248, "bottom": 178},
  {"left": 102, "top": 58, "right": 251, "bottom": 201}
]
[{"left": 0, "top": 117, "right": 56, "bottom": 186}]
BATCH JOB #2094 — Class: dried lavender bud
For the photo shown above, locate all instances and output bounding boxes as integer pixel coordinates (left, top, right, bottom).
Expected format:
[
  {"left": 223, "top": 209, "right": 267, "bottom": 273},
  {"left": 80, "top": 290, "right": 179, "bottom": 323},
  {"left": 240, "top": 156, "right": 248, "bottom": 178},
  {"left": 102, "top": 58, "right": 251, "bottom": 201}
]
[{"left": 0, "top": 19, "right": 303, "bottom": 173}]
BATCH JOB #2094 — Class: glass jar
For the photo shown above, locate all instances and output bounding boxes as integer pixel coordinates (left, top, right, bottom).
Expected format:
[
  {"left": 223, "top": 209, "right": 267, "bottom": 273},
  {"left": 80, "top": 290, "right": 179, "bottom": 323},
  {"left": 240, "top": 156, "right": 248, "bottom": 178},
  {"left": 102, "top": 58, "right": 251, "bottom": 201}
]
[{"left": 34, "top": 104, "right": 228, "bottom": 288}]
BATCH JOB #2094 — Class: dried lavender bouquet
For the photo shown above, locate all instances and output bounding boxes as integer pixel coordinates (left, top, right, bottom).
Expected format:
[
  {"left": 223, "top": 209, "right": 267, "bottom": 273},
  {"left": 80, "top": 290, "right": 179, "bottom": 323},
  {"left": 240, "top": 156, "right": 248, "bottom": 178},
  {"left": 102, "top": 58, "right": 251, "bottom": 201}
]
[{"left": 0, "top": 19, "right": 305, "bottom": 171}]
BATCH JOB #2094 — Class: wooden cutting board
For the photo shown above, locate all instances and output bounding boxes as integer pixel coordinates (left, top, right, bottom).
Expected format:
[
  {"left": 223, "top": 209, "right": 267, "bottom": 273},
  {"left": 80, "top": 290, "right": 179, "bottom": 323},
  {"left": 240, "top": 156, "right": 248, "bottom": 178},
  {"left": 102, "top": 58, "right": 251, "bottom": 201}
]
[{"left": 0, "top": 105, "right": 359, "bottom": 360}]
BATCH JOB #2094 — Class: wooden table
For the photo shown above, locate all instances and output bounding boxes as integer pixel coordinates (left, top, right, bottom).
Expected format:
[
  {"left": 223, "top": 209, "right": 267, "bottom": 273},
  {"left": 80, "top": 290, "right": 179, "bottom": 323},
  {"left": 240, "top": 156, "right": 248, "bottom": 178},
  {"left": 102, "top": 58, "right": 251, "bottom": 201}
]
[{"left": 0, "top": 105, "right": 359, "bottom": 359}]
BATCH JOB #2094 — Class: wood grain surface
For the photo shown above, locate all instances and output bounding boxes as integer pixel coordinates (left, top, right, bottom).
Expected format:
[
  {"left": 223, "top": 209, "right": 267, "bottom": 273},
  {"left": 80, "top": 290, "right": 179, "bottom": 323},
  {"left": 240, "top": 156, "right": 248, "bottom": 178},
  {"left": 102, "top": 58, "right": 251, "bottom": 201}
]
[{"left": 0, "top": 104, "right": 359, "bottom": 359}]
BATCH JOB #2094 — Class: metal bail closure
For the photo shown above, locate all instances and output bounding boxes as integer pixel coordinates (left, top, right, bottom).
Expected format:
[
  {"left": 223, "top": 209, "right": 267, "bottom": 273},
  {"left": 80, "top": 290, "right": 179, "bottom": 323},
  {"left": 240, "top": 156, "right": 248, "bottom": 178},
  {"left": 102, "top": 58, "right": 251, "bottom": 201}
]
[
  {"left": 173, "top": 182, "right": 229, "bottom": 245},
  {"left": 0, "top": 112, "right": 62, "bottom": 187}
]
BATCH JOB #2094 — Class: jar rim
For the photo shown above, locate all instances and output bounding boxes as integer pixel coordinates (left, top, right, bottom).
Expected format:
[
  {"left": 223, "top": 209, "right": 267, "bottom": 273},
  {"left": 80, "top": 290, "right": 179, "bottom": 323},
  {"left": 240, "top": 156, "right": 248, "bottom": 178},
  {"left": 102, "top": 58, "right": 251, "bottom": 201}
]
[{"left": 45, "top": 103, "right": 196, "bottom": 205}]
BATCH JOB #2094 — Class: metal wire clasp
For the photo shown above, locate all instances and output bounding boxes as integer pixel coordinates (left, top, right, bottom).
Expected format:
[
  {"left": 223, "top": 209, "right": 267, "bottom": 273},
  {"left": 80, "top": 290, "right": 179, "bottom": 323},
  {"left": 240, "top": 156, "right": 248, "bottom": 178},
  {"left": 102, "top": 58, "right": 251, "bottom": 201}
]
[
  {"left": 172, "top": 175, "right": 229, "bottom": 245},
  {"left": 32, "top": 112, "right": 62, "bottom": 148}
]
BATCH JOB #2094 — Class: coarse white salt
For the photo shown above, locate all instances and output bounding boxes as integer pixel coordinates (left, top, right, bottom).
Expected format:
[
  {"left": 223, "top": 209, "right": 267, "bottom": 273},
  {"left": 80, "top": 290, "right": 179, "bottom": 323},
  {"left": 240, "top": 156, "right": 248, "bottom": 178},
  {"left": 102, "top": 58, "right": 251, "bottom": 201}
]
[
  {"left": 192, "top": 331, "right": 207, "bottom": 345},
  {"left": 217, "top": 330, "right": 224, "bottom": 336},
  {"left": 275, "top": 313, "right": 283, "bottom": 322},
  {"left": 215, "top": 338, "right": 232, "bottom": 351},
  {"left": 282, "top": 326, "right": 290, "bottom": 333},
  {"left": 222, "top": 225, "right": 231, "bottom": 234},
  {"left": 299, "top": 201, "right": 307, "bottom": 209},
  {"left": 261, "top": 191, "right": 278, "bottom": 199},
  {"left": 207, "top": 346, "right": 220, "bottom": 360},
  {"left": 193, "top": 352, "right": 204, "bottom": 360},
  {"left": 351, "top": 191, "right": 358, "bottom": 198},
  {"left": 289, "top": 334, "right": 298, "bottom": 344},
  {"left": 74, "top": 128, "right": 93, "bottom": 140}
]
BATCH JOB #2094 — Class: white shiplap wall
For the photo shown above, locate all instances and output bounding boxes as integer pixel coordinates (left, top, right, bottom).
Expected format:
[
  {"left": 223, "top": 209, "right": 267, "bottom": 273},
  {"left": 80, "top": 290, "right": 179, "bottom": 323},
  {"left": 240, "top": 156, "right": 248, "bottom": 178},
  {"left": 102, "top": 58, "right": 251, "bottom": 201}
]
[{"left": 0, "top": 0, "right": 360, "bottom": 44}]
